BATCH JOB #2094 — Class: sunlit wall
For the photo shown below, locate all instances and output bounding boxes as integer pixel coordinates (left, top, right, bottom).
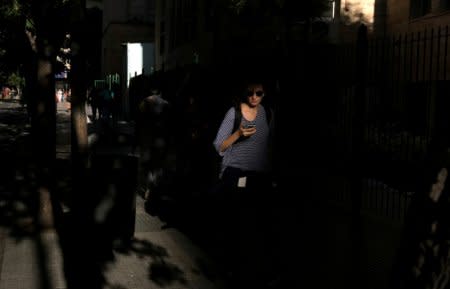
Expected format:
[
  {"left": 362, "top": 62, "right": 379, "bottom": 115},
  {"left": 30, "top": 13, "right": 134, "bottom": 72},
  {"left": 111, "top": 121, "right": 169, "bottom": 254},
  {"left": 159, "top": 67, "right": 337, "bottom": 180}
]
[
  {"left": 341, "top": 0, "right": 375, "bottom": 26},
  {"left": 126, "top": 42, "right": 155, "bottom": 86}
]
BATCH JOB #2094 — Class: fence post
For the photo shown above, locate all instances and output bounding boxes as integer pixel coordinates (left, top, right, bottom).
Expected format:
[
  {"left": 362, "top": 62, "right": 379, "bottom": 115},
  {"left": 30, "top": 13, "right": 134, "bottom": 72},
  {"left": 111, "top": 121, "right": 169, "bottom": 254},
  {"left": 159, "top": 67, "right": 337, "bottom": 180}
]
[{"left": 351, "top": 24, "right": 368, "bottom": 226}]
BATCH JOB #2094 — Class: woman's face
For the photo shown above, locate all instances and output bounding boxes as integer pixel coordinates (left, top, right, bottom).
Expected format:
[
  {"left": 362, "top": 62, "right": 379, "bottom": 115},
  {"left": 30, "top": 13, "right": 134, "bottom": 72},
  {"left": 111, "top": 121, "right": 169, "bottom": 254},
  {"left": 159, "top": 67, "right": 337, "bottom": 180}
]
[{"left": 246, "top": 84, "right": 264, "bottom": 108}]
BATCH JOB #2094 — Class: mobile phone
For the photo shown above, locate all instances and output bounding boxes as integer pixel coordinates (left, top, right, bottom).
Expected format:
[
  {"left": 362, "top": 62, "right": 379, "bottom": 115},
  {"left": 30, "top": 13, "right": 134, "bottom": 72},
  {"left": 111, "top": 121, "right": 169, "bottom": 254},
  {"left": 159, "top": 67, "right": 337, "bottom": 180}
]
[{"left": 244, "top": 123, "right": 256, "bottom": 129}]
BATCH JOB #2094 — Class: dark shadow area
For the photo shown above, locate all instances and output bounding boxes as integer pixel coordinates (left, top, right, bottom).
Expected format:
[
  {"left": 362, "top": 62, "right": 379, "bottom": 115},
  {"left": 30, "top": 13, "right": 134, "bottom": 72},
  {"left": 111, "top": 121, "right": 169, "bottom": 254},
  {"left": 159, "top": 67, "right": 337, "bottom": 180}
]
[
  {"left": 0, "top": 100, "right": 59, "bottom": 289},
  {"left": 106, "top": 238, "right": 188, "bottom": 288},
  {"left": 149, "top": 260, "right": 187, "bottom": 287},
  {"left": 0, "top": 103, "right": 35, "bottom": 236},
  {"left": 54, "top": 116, "right": 198, "bottom": 289},
  {"left": 123, "top": 64, "right": 297, "bottom": 289}
]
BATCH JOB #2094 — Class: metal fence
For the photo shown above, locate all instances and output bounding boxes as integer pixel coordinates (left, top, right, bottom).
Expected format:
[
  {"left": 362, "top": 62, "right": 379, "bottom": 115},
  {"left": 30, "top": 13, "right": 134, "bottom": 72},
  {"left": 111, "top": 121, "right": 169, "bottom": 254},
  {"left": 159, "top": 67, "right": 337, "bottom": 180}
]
[
  {"left": 329, "top": 25, "right": 450, "bottom": 222},
  {"left": 94, "top": 73, "right": 120, "bottom": 89}
]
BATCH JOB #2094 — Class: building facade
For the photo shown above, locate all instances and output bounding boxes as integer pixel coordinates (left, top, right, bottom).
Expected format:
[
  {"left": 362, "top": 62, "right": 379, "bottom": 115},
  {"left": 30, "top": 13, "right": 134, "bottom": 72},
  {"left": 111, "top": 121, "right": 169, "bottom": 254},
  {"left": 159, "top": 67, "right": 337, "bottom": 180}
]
[
  {"left": 386, "top": 0, "right": 450, "bottom": 33},
  {"left": 155, "top": 0, "right": 214, "bottom": 71},
  {"left": 335, "top": 0, "right": 450, "bottom": 35},
  {"left": 102, "top": 0, "right": 156, "bottom": 78},
  {"left": 100, "top": 0, "right": 156, "bottom": 117},
  {"left": 153, "top": 0, "right": 449, "bottom": 72}
]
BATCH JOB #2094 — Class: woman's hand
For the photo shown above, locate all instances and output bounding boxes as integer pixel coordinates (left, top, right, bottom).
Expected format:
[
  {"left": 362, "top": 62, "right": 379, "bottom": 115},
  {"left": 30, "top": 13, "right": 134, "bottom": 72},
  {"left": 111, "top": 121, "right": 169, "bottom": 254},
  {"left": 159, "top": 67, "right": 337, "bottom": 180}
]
[
  {"left": 219, "top": 123, "right": 256, "bottom": 152},
  {"left": 239, "top": 125, "right": 257, "bottom": 137}
]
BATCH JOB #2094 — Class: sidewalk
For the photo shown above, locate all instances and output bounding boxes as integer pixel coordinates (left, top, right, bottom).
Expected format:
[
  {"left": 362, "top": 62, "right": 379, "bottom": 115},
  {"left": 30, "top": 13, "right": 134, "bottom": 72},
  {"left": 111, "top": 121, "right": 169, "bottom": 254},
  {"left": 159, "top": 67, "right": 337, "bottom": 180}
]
[
  {"left": 0, "top": 196, "right": 229, "bottom": 289},
  {"left": 0, "top": 101, "right": 230, "bottom": 289}
]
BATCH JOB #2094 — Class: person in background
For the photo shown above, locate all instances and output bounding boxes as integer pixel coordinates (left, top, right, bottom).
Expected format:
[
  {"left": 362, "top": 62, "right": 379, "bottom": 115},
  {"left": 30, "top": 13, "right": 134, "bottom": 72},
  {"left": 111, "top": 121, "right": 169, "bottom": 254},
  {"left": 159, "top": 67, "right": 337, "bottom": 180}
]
[
  {"left": 87, "top": 86, "right": 101, "bottom": 121},
  {"left": 99, "top": 87, "right": 113, "bottom": 120},
  {"left": 136, "top": 88, "right": 172, "bottom": 215},
  {"left": 111, "top": 83, "right": 122, "bottom": 125}
]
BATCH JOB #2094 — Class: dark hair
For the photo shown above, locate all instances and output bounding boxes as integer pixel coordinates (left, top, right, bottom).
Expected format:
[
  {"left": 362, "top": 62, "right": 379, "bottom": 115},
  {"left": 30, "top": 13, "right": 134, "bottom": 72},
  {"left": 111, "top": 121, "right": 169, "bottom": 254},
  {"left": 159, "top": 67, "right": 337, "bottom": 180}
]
[{"left": 238, "top": 80, "right": 265, "bottom": 103}]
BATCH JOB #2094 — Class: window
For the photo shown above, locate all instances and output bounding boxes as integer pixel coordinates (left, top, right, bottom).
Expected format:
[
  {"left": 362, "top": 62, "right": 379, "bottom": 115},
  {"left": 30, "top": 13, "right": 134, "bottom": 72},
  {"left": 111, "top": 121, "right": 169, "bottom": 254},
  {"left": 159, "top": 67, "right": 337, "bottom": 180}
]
[{"left": 410, "top": 0, "right": 431, "bottom": 18}]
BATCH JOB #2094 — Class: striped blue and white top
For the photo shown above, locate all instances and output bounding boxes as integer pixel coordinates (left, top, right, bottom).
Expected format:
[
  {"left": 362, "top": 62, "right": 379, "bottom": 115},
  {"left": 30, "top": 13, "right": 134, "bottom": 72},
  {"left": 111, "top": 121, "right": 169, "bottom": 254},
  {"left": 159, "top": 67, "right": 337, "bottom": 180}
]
[{"left": 213, "top": 105, "right": 272, "bottom": 176}]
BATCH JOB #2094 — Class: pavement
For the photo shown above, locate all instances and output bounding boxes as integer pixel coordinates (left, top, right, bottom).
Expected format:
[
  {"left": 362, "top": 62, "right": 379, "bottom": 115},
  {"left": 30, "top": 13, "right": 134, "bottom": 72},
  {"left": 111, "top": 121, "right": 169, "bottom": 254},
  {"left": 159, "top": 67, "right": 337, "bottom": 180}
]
[
  {"left": 0, "top": 194, "right": 229, "bottom": 289},
  {"left": 0, "top": 99, "right": 409, "bottom": 289},
  {"left": 0, "top": 100, "right": 231, "bottom": 289}
]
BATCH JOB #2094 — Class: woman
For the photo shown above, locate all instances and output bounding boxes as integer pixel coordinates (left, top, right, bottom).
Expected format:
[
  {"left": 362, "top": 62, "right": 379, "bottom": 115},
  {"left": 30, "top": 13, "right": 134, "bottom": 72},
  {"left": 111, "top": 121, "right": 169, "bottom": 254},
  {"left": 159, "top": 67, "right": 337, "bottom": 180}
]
[
  {"left": 213, "top": 79, "right": 275, "bottom": 288},
  {"left": 213, "top": 80, "right": 273, "bottom": 183}
]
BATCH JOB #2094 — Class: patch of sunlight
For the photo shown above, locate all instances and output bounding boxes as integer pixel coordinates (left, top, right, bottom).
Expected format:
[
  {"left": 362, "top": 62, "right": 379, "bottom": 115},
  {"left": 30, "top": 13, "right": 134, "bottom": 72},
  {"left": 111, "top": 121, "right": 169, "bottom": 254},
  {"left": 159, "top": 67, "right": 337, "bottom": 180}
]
[{"left": 341, "top": 0, "right": 375, "bottom": 27}]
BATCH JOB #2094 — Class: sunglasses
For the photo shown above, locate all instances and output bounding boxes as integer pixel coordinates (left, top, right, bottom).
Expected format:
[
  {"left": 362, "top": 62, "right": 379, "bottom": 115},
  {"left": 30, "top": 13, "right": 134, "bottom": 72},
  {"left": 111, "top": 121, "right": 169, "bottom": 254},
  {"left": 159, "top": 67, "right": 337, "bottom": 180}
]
[{"left": 246, "top": 90, "right": 264, "bottom": 97}]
